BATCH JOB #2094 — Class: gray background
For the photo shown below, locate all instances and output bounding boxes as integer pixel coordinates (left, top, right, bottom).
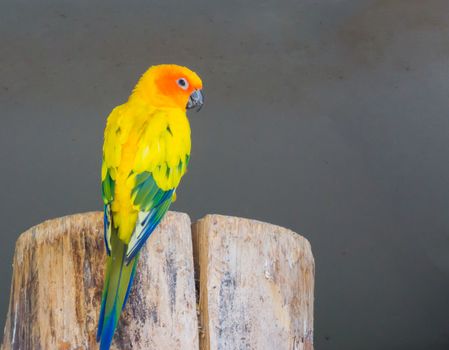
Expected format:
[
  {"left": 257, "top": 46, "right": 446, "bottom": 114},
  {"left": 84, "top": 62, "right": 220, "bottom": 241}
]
[{"left": 1, "top": 0, "right": 449, "bottom": 349}]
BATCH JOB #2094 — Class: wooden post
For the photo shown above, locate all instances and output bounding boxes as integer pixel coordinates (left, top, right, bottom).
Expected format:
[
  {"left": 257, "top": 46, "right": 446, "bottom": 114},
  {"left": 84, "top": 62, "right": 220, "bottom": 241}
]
[
  {"left": 192, "top": 215, "right": 314, "bottom": 350},
  {"left": 1, "top": 211, "right": 199, "bottom": 350},
  {"left": 2, "top": 212, "right": 314, "bottom": 350}
]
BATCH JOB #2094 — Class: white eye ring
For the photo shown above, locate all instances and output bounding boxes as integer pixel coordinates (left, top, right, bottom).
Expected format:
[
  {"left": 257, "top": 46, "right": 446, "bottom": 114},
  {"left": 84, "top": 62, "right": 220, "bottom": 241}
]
[{"left": 177, "top": 78, "right": 189, "bottom": 90}]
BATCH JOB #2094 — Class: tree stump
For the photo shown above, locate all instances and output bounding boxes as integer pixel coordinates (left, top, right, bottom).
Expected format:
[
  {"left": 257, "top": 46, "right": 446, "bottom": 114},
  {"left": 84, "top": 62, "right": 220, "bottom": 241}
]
[
  {"left": 192, "top": 215, "right": 314, "bottom": 350},
  {"left": 0, "top": 211, "right": 199, "bottom": 350},
  {"left": 1, "top": 212, "right": 314, "bottom": 350}
]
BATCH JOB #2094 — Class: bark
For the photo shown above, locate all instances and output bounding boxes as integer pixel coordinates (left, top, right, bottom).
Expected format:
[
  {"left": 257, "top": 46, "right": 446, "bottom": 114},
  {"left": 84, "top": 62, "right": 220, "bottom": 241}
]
[
  {"left": 192, "top": 215, "right": 314, "bottom": 350},
  {"left": 1, "top": 211, "right": 198, "bottom": 350},
  {"left": 1, "top": 212, "right": 314, "bottom": 350}
]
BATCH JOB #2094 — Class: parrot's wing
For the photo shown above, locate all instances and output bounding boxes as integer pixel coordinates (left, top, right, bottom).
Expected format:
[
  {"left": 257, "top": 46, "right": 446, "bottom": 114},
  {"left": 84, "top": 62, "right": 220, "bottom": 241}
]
[
  {"left": 102, "top": 167, "right": 115, "bottom": 255},
  {"left": 103, "top": 205, "right": 112, "bottom": 255},
  {"left": 101, "top": 167, "right": 174, "bottom": 261},
  {"left": 125, "top": 171, "right": 174, "bottom": 263},
  {"left": 101, "top": 106, "right": 190, "bottom": 261},
  {"left": 101, "top": 106, "right": 120, "bottom": 256}
]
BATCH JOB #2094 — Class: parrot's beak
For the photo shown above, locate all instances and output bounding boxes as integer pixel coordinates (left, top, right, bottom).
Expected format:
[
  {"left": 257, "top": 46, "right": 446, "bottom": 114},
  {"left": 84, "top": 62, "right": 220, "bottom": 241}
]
[{"left": 186, "top": 89, "right": 204, "bottom": 112}]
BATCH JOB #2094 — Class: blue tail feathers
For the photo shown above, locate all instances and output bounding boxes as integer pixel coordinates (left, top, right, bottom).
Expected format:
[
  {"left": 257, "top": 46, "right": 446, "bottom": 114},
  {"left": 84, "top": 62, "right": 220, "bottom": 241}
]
[{"left": 97, "top": 237, "right": 140, "bottom": 350}]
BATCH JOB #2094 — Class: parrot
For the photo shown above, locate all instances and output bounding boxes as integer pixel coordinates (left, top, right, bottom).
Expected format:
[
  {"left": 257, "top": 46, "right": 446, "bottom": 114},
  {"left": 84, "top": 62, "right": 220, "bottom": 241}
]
[{"left": 96, "top": 64, "right": 204, "bottom": 350}]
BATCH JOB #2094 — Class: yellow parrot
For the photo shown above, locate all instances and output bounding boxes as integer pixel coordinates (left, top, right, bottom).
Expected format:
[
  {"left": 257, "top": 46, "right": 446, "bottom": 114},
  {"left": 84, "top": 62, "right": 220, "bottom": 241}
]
[{"left": 97, "top": 64, "right": 203, "bottom": 350}]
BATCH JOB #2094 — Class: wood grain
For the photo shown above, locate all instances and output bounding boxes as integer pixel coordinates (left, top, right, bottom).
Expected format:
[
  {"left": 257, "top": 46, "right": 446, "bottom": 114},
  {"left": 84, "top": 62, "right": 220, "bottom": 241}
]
[
  {"left": 1, "top": 211, "right": 198, "bottom": 350},
  {"left": 1, "top": 212, "right": 315, "bottom": 349},
  {"left": 192, "top": 215, "right": 314, "bottom": 350}
]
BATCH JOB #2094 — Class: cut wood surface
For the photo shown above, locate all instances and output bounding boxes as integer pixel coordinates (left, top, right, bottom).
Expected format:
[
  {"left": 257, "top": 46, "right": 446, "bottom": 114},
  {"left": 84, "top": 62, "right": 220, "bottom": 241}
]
[
  {"left": 192, "top": 215, "right": 314, "bottom": 350},
  {"left": 1, "top": 211, "right": 198, "bottom": 350}
]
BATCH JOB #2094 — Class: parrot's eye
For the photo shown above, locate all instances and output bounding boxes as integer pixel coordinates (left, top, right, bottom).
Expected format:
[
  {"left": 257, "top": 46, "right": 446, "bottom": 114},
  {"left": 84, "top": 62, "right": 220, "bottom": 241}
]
[{"left": 177, "top": 78, "right": 189, "bottom": 90}]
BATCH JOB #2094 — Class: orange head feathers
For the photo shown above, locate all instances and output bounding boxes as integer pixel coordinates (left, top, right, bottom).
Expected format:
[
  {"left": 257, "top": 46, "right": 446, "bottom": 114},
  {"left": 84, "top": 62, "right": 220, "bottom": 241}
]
[{"left": 131, "top": 64, "right": 203, "bottom": 110}]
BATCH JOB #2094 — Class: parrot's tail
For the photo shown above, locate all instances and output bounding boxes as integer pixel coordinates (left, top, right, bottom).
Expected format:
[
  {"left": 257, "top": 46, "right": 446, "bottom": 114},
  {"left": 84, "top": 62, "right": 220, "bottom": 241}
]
[{"left": 97, "top": 232, "right": 139, "bottom": 350}]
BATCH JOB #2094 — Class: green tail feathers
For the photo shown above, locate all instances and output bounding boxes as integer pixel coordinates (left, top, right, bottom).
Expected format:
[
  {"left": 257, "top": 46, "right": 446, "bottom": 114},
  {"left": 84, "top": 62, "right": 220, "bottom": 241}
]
[{"left": 97, "top": 233, "right": 139, "bottom": 350}]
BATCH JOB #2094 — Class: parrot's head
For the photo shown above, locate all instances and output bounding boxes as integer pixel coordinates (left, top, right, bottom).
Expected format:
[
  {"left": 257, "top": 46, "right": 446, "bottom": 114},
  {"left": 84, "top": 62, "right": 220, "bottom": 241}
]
[{"left": 132, "top": 64, "right": 204, "bottom": 111}]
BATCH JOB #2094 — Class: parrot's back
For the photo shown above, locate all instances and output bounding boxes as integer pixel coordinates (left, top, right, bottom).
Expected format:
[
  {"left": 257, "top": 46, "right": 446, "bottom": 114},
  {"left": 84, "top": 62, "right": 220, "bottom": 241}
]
[
  {"left": 96, "top": 64, "right": 203, "bottom": 350},
  {"left": 97, "top": 105, "right": 190, "bottom": 350}
]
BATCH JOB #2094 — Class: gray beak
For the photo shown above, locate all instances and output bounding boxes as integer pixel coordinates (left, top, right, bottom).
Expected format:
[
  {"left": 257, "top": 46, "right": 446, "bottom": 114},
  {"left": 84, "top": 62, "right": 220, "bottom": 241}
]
[{"left": 186, "top": 89, "right": 204, "bottom": 111}]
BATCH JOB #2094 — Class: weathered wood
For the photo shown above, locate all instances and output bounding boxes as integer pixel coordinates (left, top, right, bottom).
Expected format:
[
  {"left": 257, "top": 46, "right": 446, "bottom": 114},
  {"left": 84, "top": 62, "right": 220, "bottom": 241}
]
[
  {"left": 1, "top": 211, "right": 198, "bottom": 350},
  {"left": 192, "top": 215, "right": 314, "bottom": 350},
  {"left": 2, "top": 212, "right": 315, "bottom": 350}
]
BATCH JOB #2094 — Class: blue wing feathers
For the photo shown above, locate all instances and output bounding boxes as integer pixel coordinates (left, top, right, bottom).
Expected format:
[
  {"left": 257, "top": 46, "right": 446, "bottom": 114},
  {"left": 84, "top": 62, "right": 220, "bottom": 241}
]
[
  {"left": 125, "top": 197, "right": 172, "bottom": 263},
  {"left": 103, "top": 205, "right": 111, "bottom": 255}
]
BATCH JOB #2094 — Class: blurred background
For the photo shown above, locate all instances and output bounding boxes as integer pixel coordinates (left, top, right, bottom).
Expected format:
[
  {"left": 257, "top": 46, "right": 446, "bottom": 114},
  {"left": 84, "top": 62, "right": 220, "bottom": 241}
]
[{"left": 1, "top": 0, "right": 449, "bottom": 349}]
